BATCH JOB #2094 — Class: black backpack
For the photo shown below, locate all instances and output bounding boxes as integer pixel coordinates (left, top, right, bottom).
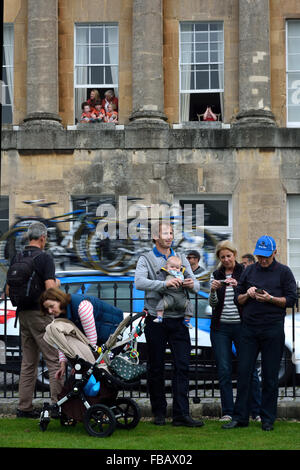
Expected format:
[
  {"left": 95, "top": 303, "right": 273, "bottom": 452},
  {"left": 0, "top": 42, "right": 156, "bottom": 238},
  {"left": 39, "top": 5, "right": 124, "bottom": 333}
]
[{"left": 6, "top": 250, "right": 43, "bottom": 308}]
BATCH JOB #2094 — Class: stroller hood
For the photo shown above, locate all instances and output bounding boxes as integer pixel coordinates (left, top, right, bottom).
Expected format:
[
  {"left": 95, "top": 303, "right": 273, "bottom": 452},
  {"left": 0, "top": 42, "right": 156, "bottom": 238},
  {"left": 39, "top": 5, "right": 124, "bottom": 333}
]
[{"left": 44, "top": 318, "right": 96, "bottom": 363}]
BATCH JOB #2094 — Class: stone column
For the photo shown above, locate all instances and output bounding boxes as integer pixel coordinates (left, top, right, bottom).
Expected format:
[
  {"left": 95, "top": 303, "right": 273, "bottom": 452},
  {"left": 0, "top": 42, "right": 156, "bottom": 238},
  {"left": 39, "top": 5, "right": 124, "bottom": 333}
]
[
  {"left": 129, "top": 0, "right": 168, "bottom": 127},
  {"left": 22, "top": 0, "right": 62, "bottom": 127},
  {"left": 235, "top": 0, "right": 276, "bottom": 126}
]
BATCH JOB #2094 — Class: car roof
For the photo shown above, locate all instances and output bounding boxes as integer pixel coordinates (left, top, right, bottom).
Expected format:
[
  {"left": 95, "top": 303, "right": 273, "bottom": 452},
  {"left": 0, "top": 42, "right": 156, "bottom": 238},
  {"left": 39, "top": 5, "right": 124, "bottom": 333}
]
[{"left": 55, "top": 270, "right": 209, "bottom": 299}]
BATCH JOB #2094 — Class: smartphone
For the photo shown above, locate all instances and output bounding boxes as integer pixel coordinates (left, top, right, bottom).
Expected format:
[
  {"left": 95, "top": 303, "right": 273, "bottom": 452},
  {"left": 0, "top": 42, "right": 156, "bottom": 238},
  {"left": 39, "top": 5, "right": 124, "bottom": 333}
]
[
  {"left": 220, "top": 280, "right": 227, "bottom": 285},
  {"left": 255, "top": 288, "right": 264, "bottom": 294}
]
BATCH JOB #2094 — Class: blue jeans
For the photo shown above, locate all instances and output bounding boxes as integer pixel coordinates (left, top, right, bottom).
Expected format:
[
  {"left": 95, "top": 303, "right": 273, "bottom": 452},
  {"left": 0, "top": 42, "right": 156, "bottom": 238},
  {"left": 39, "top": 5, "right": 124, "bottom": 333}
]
[
  {"left": 233, "top": 321, "right": 284, "bottom": 425},
  {"left": 210, "top": 322, "right": 261, "bottom": 417}
]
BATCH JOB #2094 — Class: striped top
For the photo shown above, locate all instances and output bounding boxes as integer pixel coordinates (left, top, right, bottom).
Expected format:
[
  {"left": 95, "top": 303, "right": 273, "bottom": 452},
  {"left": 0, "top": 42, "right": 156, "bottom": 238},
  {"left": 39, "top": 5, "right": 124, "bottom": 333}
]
[
  {"left": 209, "top": 273, "right": 240, "bottom": 323},
  {"left": 59, "top": 300, "right": 97, "bottom": 363}
]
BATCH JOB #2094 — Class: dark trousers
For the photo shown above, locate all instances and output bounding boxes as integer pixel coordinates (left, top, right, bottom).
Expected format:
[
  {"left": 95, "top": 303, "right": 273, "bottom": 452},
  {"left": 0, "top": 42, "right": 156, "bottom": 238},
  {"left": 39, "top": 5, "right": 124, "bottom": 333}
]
[
  {"left": 144, "top": 315, "right": 191, "bottom": 418},
  {"left": 233, "top": 321, "right": 285, "bottom": 425},
  {"left": 210, "top": 322, "right": 261, "bottom": 417}
]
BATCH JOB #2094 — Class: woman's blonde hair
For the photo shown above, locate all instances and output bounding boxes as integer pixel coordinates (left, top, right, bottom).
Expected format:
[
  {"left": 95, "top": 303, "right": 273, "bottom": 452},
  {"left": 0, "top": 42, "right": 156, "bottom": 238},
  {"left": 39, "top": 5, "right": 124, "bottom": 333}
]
[
  {"left": 215, "top": 240, "right": 237, "bottom": 259},
  {"left": 40, "top": 287, "right": 71, "bottom": 314}
]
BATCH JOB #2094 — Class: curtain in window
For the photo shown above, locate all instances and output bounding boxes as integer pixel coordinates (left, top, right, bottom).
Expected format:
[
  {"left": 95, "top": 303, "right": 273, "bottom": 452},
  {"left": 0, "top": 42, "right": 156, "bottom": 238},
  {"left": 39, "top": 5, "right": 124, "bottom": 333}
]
[
  {"left": 216, "top": 30, "right": 224, "bottom": 119},
  {"left": 180, "top": 30, "right": 193, "bottom": 122},
  {"left": 75, "top": 27, "right": 88, "bottom": 122},
  {"left": 107, "top": 26, "right": 119, "bottom": 97},
  {"left": 3, "top": 25, "right": 13, "bottom": 111}
]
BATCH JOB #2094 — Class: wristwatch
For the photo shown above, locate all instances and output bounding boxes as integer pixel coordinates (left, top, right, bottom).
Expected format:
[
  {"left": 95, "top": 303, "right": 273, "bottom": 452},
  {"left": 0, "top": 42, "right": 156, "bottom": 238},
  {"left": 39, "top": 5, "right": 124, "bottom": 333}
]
[{"left": 269, "top": 295, "right": 274, "bottom": 302}]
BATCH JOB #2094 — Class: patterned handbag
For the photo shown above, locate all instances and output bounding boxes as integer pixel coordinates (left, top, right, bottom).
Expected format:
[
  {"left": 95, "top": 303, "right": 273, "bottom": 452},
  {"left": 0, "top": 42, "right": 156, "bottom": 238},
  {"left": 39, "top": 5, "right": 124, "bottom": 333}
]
[{"left": 109, "top": 355, "right": 147, "bottom": 382}]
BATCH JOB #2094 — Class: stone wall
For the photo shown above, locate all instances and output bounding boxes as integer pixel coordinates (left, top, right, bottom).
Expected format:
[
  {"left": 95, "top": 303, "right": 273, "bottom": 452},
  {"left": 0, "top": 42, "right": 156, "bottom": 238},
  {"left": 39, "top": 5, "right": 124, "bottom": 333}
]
[{"left": 2, "top": 125, "right": 300, "bottom": 263}]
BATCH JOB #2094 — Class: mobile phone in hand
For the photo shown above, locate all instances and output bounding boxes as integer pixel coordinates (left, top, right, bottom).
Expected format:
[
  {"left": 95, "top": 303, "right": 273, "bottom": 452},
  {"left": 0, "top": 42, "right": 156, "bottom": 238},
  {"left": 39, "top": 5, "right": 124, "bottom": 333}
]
[{"left": 255, "top": 288, "right": 264, "bottom": 294}]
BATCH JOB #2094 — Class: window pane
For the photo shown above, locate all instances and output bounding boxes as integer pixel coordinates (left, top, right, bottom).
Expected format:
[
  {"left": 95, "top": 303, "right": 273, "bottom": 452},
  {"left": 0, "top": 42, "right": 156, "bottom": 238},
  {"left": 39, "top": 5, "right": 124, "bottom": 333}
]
[
  {"left": 288, "top": 88, "right": 300, "bottom": 106},
  {"left": 210, "top": 70, "right": 220, "bottom": 89},
  {"left": 2, "top": 105, "right": 12, "bottom": 124},
  {"left": 91, "top": 66, "right": 104, "bottom": 84},
  {"left": 195, "top": 42, "right": 208, "bottom": 52},
  {"left": 0, "top": 221, "right": 8, "bottom": 238},
  {"left": 181, "top": 66, "right": 192, "bottom": 89},
  {"left": 106, "top": 26, "right": 118, "bottom": 45},
  {"left": 107, "top": 66, "right": 118, "bottom": 85},
  {"left": 195, "top": 23, "right": 208, "bottom": 32},
  {"left": 105, "top": 45, "right": 118, "bottom": 64},
  {"left": 287, "top": 72, "right": 300, "bottom": 89},
  {"left": 91, "top": 46, "right": 103, "bottom": 64},
  {"left": 210, "top": 23, "right": 223, "bottom": 31},
  {"left": 180, "top": 21, "right": 223, "bottom": 92},
  {"left": 76, "top": 66, "right": 88, "bottom": 85},
  {"left": 195, "top": 31, "right": 208, "bottom": 42},
  {"left": 288, "top": 38, "right": 300, "bottom": 54},
  {"left": 288, "top": 240, "right": 300, "bottom": 279},
  {"left": 5, "top": 86, "right": 12, "bottom": 105},
  {"left": 196, "top": 52, "right": 208, "bottom": 63},
  {"left": 287, "top": 106, "right": 300, "bottom": 122},
  {"left": 196, "top": 66, "right": 209, "bottom": 90},
  {"left": 180, "top": 23, "right": 193, "bottom": 33},
  {"left": 180, "top": 200, "right": 229, "bottom": 226},
  {"left": 76, "top": 27, "right": 89, "bottom": 44},
  {"left": 76, "top": 46, "right": 89, "bottom": 64},
  {"left": 288, "top": 196, "right": 300, "bottom": 279},
  {"left": 91, "top": 27, "right": 103, "bottom": 44},
  {"left": 288, "top": 21, "right": 300, "bottom": 37},
  {"left": 210, "top": 51, "right": 219, "bottom": 62},
  {"left": 288, "top": 54, "right": 300, "bottom": 71}
]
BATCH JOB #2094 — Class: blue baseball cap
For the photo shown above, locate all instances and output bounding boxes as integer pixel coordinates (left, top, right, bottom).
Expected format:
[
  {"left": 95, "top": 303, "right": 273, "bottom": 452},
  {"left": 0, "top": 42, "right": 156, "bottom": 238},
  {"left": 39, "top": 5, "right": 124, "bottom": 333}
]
[{"left": 253, "top": 235, "right": 276, "bottom": 257}]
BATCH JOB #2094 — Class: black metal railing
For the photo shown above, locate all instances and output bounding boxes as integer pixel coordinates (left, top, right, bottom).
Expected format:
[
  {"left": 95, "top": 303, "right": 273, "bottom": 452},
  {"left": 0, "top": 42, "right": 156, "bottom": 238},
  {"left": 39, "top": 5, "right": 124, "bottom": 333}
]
[{"left": 0, "top": 279, "right": 299, "bottom": 401}]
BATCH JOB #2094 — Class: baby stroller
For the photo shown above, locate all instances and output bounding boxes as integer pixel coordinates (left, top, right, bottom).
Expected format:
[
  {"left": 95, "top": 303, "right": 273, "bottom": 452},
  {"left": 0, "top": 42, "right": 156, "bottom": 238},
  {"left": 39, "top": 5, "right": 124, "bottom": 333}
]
[{"left": 39, "top": 311, "right": 148, "bottom": 437}]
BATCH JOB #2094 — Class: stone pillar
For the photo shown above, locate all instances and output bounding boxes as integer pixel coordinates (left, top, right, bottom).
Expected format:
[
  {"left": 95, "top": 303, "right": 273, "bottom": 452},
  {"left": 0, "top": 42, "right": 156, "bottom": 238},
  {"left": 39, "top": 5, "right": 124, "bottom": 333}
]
[
  {"left": 129, "top": 0, "right": 168, "bottom": 127},
  {"left": 23, "top": 0, "right": 62, "bottom": 127},
  {"left": 235, "top": 0, "right": 276, "bottom": 126}
]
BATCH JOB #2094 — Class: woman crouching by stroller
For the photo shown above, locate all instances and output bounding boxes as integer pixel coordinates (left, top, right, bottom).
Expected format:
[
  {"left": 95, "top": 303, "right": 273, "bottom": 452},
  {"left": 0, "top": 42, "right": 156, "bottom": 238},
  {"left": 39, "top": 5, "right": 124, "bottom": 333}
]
[{"left": 40, "top": 287, "right": 123, "bottom": 380}]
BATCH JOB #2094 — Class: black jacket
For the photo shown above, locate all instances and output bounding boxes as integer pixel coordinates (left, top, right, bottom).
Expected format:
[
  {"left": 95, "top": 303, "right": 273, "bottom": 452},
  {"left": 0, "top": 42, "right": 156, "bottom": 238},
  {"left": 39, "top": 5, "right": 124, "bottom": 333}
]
[{"left": 236, "top": 259, "right": 297, "bottom": 325}]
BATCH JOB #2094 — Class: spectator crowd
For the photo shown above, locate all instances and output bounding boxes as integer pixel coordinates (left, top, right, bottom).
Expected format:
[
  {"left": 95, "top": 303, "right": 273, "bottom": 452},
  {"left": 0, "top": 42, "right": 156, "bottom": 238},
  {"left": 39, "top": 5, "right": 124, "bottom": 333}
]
[{"left": 80, "top": 89, "right": 119, "bottom": 124}]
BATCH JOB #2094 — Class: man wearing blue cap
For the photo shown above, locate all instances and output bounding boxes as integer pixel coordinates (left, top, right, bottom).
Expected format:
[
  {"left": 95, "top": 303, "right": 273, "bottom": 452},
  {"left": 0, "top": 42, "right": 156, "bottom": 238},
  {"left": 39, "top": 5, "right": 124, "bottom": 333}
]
[{"left": 222, "top": 235, "right": 297, "bottom": 431}]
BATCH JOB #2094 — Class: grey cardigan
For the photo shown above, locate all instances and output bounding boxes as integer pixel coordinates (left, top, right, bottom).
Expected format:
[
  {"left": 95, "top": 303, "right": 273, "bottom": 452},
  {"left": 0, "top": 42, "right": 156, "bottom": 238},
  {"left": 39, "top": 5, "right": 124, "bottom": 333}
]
[{"left": 134, "top": 249, "right": 200, "bottom": 318}]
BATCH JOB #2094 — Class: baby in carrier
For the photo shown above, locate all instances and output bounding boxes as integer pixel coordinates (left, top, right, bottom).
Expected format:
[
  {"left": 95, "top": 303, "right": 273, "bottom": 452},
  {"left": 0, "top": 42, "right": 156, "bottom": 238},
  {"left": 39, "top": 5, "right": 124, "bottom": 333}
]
[{"left": 154, "top": 256, "right": 194, "bottom": 329}]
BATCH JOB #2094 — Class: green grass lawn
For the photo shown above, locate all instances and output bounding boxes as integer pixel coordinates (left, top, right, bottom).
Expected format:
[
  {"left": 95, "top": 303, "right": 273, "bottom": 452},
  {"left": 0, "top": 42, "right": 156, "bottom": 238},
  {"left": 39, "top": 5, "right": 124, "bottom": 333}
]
[{"left": 0, "top": 418, "right": 299, "bottom": 451}]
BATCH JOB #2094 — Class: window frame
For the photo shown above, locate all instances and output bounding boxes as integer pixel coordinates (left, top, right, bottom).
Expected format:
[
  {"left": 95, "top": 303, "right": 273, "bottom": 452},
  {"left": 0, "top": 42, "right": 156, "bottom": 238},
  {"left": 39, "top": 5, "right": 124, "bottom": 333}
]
[
  {"left": 0, "top": 196, "right": 9, "bottom": 238},
  {"left": 286, "top": 20, "right": 300, "bottom": 128},
  {"left": 287, "top": 195, "right": 300, "bottom": 281},
  {"left": 74, "top": 22, "right": 119, "bottom": 123},
  {"left": 179, "top": 21, "right": 224, "bottom": 123},
  {"left": 2, "top": 23, "right": 14, "bottom": 125},
  {"left": 174, "top": 194, "right": 232, "bottom": 237}
]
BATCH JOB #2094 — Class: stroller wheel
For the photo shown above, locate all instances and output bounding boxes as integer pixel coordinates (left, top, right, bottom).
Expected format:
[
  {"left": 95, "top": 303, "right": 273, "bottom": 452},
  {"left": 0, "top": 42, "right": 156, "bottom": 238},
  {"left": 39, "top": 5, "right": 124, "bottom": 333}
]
[
  {"left": 84, "top": 404, "right": 116, "bottom": 438},
  {"left": 39, "top": 419, "right": 50, "bottom": 432},
  {"left": 114, "top": 397, "right": 141, "bottom": 430}
]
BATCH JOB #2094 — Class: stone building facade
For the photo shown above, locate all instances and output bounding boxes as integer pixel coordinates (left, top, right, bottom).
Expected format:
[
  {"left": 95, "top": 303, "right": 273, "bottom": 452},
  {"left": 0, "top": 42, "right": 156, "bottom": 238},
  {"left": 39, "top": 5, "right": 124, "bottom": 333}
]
[{"left": 2, "top": 0, "right": 300, "bottom": 279}]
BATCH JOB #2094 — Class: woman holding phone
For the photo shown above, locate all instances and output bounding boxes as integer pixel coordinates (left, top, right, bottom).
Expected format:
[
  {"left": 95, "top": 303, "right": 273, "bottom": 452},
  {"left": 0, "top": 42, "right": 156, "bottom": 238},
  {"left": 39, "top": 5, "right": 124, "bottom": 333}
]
[{"left": 209, "top": 240, "right": 261, "bottom": 422}]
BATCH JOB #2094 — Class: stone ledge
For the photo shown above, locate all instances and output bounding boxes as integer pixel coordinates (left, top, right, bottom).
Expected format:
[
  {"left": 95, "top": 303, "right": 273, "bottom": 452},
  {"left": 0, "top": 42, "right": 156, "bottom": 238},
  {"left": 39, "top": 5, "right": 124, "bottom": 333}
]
[
  {"left": 1, "top": 125, "right": 300, "bottom": 151},
  {"left": 1, "top": 397, "right": 300, "bottom": 420}
]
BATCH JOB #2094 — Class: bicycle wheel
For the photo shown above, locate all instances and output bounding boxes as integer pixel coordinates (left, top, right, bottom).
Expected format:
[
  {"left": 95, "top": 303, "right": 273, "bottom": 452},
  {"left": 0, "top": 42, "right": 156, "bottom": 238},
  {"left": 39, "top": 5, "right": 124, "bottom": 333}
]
[
  {"left": 0, "top": 226, "right": 28, "bottom": 270},
  {"left": 86, "top": 224, "right": 139, "bottom": 274},
  {"left": 73, "top": 221, "right": 96, "bottom": 268},
  {"left": 0, "top": 218, "right": 64, "bottom": 271},
  {"left": 13, "top": 218, "right": 64, "bottom": 246}
]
